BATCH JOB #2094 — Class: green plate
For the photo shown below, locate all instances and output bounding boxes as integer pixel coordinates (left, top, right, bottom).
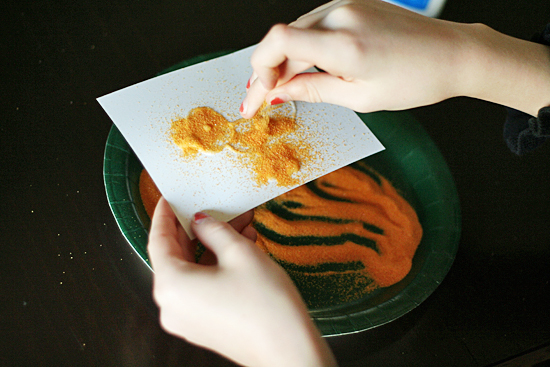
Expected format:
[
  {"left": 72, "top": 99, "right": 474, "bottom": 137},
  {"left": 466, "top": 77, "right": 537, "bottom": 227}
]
[{"left": 103, "top": 52, "right": 461, "bottom": 336}]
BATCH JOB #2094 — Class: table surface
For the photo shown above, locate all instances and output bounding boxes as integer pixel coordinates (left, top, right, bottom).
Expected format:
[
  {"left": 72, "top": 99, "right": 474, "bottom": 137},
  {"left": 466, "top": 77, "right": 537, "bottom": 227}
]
[{"left": 2, "top": 1, "right": 550, "bottom": 366}]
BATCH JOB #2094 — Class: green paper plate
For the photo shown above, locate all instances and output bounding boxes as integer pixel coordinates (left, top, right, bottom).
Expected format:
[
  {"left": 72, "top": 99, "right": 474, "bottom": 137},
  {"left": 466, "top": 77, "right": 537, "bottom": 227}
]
[{"left": 103, "top": 52, "right": 461, "bottom": 336}]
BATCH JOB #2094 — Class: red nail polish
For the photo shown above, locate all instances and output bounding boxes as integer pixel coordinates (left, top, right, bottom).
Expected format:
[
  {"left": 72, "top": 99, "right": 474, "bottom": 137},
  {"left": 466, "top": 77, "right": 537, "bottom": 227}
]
[
  {"left": 270, "top": 97, "right": 285, "bottom": 105},
  {"left": 194, "top": 212, "right": 209, "bottom": 222},
  {"left": 240, "top": 99, "right": 247, "bottom": 114},
  {"left": 246, "top": 78, "right": 251, "bottom": 89}
]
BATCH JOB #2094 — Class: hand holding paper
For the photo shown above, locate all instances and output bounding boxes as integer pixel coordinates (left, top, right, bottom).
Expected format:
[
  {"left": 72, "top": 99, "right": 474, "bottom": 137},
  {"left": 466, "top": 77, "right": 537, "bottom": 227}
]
[{"left": 97, "top": 46, "right": 383, "bottom": 238}]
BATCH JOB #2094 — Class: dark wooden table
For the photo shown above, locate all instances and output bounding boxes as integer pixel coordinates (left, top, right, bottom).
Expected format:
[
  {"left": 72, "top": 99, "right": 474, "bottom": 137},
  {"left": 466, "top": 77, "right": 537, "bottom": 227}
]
[{"left": 2, "top": 1, "right": 549, "bottom": 366}]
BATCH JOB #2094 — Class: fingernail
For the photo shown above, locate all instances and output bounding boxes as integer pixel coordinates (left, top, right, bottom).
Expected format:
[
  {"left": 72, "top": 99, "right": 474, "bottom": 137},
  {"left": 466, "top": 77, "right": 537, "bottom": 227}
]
[
  {"left": 269, "top": 94, "right": 290, "bottom": 106},
  {"left": 246, "top": 77, "right": 251, "bottom": 90},
  {"left": 239, "top": 98, "right": 248, "bottom": 115},
  {"left": 194, "top": 212, "right": 209, "bottom": 223}
]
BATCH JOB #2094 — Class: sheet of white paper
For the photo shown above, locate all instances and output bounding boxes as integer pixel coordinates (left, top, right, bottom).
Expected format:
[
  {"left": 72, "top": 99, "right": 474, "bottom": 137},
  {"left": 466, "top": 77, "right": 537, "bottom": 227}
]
[{"left": 98, "top": 45, "right": 384, "bottom": 238}]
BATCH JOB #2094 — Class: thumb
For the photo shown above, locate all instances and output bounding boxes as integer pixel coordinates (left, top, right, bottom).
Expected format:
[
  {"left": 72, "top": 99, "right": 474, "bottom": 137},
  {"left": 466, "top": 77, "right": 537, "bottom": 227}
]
[
  {"left": 191, "top": 213, "right": 257, "bottom": 264},
  {"left": 266, "top": 71, "right": 369, "bottom": 112}
]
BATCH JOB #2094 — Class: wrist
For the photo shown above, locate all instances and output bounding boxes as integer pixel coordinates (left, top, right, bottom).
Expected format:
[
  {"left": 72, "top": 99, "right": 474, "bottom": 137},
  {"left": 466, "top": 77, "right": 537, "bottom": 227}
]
[{"left": 455, "top": 22, "right": 550, "bottom": 116}]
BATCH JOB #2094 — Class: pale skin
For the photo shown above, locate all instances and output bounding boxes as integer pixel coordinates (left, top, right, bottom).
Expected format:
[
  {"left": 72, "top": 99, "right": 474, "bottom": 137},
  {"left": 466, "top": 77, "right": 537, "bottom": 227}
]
[
  {"left": 148, "top": 197, "right": 337, "bottom": 367},
  {"left": 240, "top": 0, "right": 550, "bottom": 119},
  {"left": 150, "top": 0, "right": 550, "bottom": 365}
]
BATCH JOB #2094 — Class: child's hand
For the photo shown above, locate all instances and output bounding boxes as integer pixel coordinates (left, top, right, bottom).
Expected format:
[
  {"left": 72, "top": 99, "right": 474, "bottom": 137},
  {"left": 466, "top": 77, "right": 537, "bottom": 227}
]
[
  {"left": 241, "top": 0, "right": 464, "bottom": 117},
  {"left": 241, "top": 0, "right": 550, "bottom": 118},
  {"left": 147, "top": 197, "right": 336, "bottom": 367}
]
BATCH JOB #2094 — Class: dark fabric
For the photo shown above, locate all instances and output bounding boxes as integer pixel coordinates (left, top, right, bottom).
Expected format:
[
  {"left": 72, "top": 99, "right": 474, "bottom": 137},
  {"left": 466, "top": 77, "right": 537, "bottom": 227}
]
[
  {"left": 504, "top": 23, "right": 550, "bottom": 155},
  {"left": 504, "top": 106, "right": 550, "bottom": 155}
]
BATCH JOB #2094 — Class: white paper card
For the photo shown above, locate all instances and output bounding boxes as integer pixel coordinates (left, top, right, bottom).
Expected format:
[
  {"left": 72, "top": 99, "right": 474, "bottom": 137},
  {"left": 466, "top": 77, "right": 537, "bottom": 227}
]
[{"left": 98, "top": 46, "right": 384, "bottom": 238}]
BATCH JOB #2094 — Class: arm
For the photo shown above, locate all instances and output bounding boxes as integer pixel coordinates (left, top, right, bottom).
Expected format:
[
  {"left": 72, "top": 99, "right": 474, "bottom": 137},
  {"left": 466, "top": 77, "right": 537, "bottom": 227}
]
[
  {"left": 240, "top": 0, "right": 550, "bottom": 118},
  {"left": 148, "top": 197, "right": 337, "bottom": 367},
  {"left": 458, "top": 23, "right": 550, "bottom": 117}
]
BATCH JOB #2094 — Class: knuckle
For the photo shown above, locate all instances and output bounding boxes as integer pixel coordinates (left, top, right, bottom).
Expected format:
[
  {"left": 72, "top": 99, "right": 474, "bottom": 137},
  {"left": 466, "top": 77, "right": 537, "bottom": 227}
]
[
  {"left": 202, "top": 220, "right": 246, "bottom": 256},
  {"left": 251, "top": 23, "right": 294, "bottom": 90},
  {"left": 337, "top": 32, "right": 365, "bottom": 65},
  {"left": 205, "top": 219, "right": 232, "bottom": 236},
  {"left": 324, "top": 4, "right": 364, "bottom": 31},
  {"left": 304, "top": 81, "right": 324, "bottom": 104},
  {"left": 284, "top": 76, "right": 323, "bottom": 104},
  {"left": 265, "top": 24, "right": 292, "bottom": 53},
  {"left": 327, "top": 3, "right": 356, "bottom": 20},
  {"left": 268, "top": 23, "right": 291, "bottom": 40}
]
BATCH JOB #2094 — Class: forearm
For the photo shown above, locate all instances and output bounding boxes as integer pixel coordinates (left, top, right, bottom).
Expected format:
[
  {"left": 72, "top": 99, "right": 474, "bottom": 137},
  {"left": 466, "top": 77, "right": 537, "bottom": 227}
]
[{"left": 456, "top": 22, "right": 550, "bottom": 116}]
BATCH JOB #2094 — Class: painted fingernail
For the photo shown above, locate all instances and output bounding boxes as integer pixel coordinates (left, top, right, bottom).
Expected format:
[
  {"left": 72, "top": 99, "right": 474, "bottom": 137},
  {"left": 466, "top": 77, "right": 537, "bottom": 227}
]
[
  {"left": 246, "top": 77, "right": 251, "bottom": 89},
  {"left": 269, "top": 94, "right": 291, "bottom": 106},
  {"left": 270, "top": 97, "right": 285, "bottom": 105},
  {"left": 194, "top": 212, "right": 209, "bottom": 223},
  {"left": 239, "top": 98, "right": 248, "bottom": 115}
]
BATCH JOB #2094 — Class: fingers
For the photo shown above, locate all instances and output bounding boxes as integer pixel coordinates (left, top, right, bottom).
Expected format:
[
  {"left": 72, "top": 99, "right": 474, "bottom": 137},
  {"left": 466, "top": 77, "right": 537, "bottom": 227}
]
[
  {"left": 191, "top": 213, "right": 258, "bottom": 265},
  {"left": 147, "top": 197, "right": 194, "bottom": 270},
  {"left": 251, "top": 25, "right": 324, "bottom": 89},
  {"left": 227, "top": 210, "right": 257, "bottom": 244},
  {"left": 268, "top": 70, "right": 373, "bottom": 112},
  {"left": 148, "top": 198, "right": 258, "bottom": 270},
  {"left": 242, "top": 60, "right": 313, "bottom": 118},
  {"left": 197, "top": 210, "right": 256, "bottom": 265},
  {"left": 241, "top": 225, "right": 258, "bottom": 243},
  {"left": 241, "top": 77, "right": 271, "bottom": 118},
  {"left": 242, "top": 25, "right": 352, "bottom": 117},
  {"left": 227, "top": 210, "right": 254, "bottom": 233}
]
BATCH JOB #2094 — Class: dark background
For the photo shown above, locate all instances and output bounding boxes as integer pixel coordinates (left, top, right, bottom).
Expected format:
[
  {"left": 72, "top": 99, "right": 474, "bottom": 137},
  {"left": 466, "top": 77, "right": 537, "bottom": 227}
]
[{"left": 2, "top": 0, "right": 549, "bottom": 366}]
